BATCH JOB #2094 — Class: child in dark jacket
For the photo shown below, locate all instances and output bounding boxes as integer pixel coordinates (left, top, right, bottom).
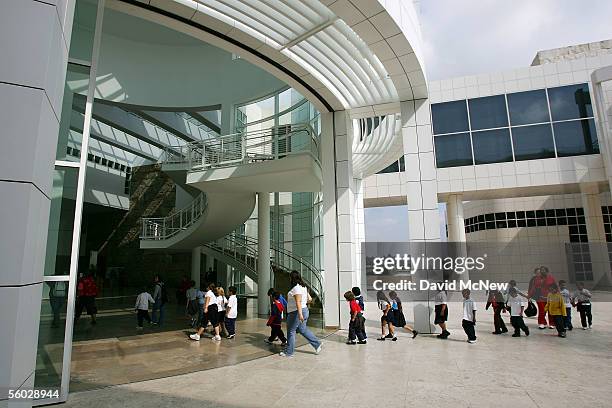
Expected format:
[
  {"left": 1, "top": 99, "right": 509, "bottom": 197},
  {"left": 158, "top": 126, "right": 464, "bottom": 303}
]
[
  {"left": 486, "top": 289, "right": 508, "bottom": 334},
  {"left": 351, "top": 287, "right": 367, "bottom": 340},
  {"left": 344, "top": 291, "right": 366, "bottom": 344},
  {"left": 265, "top": 292, "right": 287, "bottom": 345}
]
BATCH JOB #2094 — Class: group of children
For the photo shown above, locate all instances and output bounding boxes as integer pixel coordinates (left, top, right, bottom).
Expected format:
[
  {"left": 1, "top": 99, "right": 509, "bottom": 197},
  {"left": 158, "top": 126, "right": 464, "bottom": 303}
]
[
  {"left": 134, "top": 282, "right": 238, "bottom": 340},
  {"left": 341, "top": 277, "right": 594, "bottom": 345}
]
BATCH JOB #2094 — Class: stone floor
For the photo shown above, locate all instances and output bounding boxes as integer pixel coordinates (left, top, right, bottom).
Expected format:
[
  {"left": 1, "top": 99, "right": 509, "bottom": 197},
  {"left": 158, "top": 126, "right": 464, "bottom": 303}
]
[{"left": 63, "top": 298, "right": 612, "bottom": 408}]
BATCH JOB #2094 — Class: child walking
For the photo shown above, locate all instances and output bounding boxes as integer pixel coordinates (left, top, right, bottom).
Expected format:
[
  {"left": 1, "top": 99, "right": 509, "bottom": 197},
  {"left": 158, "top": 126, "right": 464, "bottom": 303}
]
[
  {"left": 351, "top": 287, "right": 367, "bottom": 340},
  {"left": 265, "top": 291, "right": 287, "bottom": 345},
  {"left": 388, "top": 291, "right": 418, "bottom": 338},
  {"left": 434, "top": 286, "right": 450, "bottom": 339},
  {"left": 225, "top": 286, "right": 238, "bottom": 339},
  {"left": 558, "top": 280, "right": 573, "bottom": 331},
  {"left": 507, "top": 288, "right": 530, "bottom": 337},
  {"left": 344, "top": 291, "right": 366, "bottom": 344},
  {"left": 462, "top": 289, "right": 477, "bottom": 344},
  {"left": 376, "top": 290, "right": 396, "bottom": 341},
  {"left": 135, "top": 287, "right": 155, "bottom": 329},
  {"left": 545, "top": 283, "right": 567, "bottom": 338},
  {"left": 190, "top": 283, "right": 221, "bottom": 341},
  {"left": 573, "top": 282, "right": 593, "bottom": 330},
  {"left": 486, "top": 289, "right": 508, "bottom": 334},
  {"left": 217, "top": 287, "right": 229, "bottom": 337}
]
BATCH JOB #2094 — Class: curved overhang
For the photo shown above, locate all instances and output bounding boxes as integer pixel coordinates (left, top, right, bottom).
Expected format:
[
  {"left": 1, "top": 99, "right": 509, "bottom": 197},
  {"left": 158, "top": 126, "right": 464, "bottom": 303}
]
[
  {"left": 352, "top": 114, "right": 402, "bottom": 178},
  {"left": 111, "top": 0, "right": 427, "bottom": 114}
]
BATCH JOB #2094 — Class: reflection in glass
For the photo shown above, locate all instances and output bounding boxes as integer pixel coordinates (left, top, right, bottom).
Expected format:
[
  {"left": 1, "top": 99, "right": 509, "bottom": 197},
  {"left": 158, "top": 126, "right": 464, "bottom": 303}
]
[
  {"left": 468, "top": 95, "right": 508, "bottom": 130},
  {"left": 44, "top": 167, "right": 79, "bottom": 276},
  {"left": 511, "top": 124, "right": 555, "bottom": 161},
  {"left": 434, "top": 133, "right": 473, "bottom": 168},
  {"left": 68, "top": 0, "right": 99, "bottom": 62},
  {"left": 278, "top": 88, "right": 304, "bottom": 112},
  {"left": 507, "top": 89, "right": 550, "bottom": 125},
  {"left": 35, "top": 282, "right": 68, "bottom": 390},
  {"left": 431, "top": 100, "right": 469, "bottom": 135},
  {"left": 472, "top": 128, "right": 513, "bottom": 164},
  {"left": 56, "top": 63, "right": 90, "bottom": 162},
  {"left": 548, "top": 83, "right": 593, "bottom": 121},
  {"left": 553, "top": 119, "right": 599, "bottom": 157}
]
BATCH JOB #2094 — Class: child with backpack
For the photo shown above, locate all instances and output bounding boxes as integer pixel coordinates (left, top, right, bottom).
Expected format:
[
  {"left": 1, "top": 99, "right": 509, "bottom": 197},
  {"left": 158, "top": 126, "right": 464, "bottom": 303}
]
[
  {"left": 388, "top": 291, "right": 418, "bottom": 339},
  {"left": 351, "top": 287, "right": 367, "bottom": 340},
  {"left": 265, "top": 291, "right": 287, "bottom": 346},
  {"left": 344, "top": 291, "right": 366, "bottom": 344},
  {"left": 265, "top": 288, "right": 287, "bottom": 344}
]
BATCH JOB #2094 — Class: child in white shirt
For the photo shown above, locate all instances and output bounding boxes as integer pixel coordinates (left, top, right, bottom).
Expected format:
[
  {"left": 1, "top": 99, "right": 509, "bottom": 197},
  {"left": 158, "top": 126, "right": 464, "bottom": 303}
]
[
  {"left": 461, "top": 289, "right": 477, "bottom": 343},
  {"left": 225, "top": 286, "right": 238, "bottom": 339},
  {"left": 135, "top": 288, "right": 155, "bottom": 329},
  {"left": 507, "top": 288, "right": 530, "bottom": 337}
]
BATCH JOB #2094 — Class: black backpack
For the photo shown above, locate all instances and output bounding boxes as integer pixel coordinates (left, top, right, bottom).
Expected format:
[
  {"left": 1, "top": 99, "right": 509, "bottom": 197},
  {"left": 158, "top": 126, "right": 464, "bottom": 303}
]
[{"left": 524, "top": 301, "right": 537, "bottom": 317}]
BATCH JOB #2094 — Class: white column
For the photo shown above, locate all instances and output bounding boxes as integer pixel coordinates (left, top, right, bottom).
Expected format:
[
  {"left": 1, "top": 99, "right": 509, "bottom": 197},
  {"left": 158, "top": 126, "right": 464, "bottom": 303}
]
[
  {"left": 321, "top": 111, "right": 358, "bottom": 329},
  {"left": 257, "top": 192, "right": 271, "bottom": 316},
  {"left": 580, "top": 184, "right": 608, "bottom": 286},
  {"left": 0, "top": 1, "right": 75, "bottom": 403},
  {"left": 402, "top": 99, "right": 440, "bottom": 241},
  {"left": 401, "top": 99, "right": 440, "bottom": 334},
  {"left": 353, "top": 179, "right": 365, "bottom": 290},
  {"left": 191, "top": 246, "right": 201, "bottom": 290},
  {"left": 446, "top": 194, "right": 466, "bottom": 243}
]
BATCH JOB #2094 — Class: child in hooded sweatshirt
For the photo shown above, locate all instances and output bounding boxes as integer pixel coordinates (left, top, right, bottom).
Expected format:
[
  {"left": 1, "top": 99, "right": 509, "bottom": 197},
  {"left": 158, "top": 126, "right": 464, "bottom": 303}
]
[{"left": 545, "top": 283, "right": 567, "bottom": 338}]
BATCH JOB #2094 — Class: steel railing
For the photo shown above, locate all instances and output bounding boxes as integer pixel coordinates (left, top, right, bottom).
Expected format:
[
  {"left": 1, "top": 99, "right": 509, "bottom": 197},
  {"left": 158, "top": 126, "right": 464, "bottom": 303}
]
[
  {"left": 205, "top": 232, "right": 324, "bottom": 303},
  {"left": 162, "top": 123, "right": 319, "bottom": 170},
  {"left": 140, "top": 193, "right": 207, "bottom": 240}
]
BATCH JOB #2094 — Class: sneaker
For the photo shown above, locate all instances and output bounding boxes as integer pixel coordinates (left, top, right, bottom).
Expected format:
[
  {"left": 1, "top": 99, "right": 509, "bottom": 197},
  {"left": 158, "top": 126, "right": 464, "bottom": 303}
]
[
  {"left": 467, "top": 339, "right": 477, "bottom": 344},
  {"left": 538, "top": 324, "right": 546, "bottom": 329},
  {"left": 213, "top": 335, "right": 221, "bottom": 341},
  {"left": 377, "top": 337, "right": 386, "bottom": 341},
  {"left": 512, "top": 333, "right": 520, "bottom": 337},
  {"left": 346, "top": 340, "right": 356, "bottom": 345},
  {"left": 588, "top": 325, "right": 592, "bottom": 329},
  {"left": 501, "top": 328, "right": 508, "bottom": 333},
  {"left": 443, "top": 330, "right": 451, "bottom": 337},
  {"left": 189, "top": 333, "right": 200, "bottom": 341},
  {"left": 279, "top": 352, "right": 293, "bottom": 358},
  {"left": 315, "top": 344, "right": 322, "bottom": 355},
  {"left": 492, "top": 331, "right": 502, "bottom": 335},
  {"left": 524, "top": 328, "right": 530, "bottom": 336},
  {"left": 357, "top": 340, "right": 367, "bottom": 344},
  {"left": 548, "top": 326, "right": 555, "bottom": 329},
  {"left": 385, "top": 333, "right": 394, "bottom": 339},
  {"left": 391, "top": 337, "right": 398, "bottom": 342},
  {"left": 264, "top": 339, "right": 274, "bottom": 344},
  {"left": 227, "top": 334, "right": 236, "bottom": 339},
  {"left": 280, "top": 342, "right": 287, "bottom": 347},
  {"left": 412, "top": 330, "right": 419, "bottom": 339},
  {"left": 559, "top": 333, "right": 566, "bottom": 338}
]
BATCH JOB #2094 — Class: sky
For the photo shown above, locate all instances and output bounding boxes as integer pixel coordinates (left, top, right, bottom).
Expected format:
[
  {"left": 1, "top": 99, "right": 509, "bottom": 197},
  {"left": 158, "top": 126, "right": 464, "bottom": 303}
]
[{"left": 364, "top": 0, "right": 612, "bottom": 242}]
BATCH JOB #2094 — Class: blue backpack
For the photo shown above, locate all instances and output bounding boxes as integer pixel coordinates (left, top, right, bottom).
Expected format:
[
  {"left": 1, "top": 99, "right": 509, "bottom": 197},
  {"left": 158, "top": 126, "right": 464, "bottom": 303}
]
[{"left": 279, "top": 294, "right": 288, "bottom": 310}]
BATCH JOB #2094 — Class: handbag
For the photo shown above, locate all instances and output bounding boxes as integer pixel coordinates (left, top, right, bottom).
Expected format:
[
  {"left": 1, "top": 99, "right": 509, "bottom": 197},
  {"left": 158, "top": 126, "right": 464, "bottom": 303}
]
[{"left": 524, "top": 301, "right": 537, "bottom": 317}]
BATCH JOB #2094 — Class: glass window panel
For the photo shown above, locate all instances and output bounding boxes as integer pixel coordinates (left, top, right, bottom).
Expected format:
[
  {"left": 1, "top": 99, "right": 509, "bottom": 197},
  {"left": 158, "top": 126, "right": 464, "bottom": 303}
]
[
  {"left": 434, "top": 133, "right": 473, "bottom": 168},
  {"left": 553, "top": 119, "right": 599, "bottom": 156},
  {"left": 468, "top": 95, "right": 508, "bottom": 130},
  {"left": 431, "top": 101, "right": 469, "bottom": 134},
  {"left": 472, "top": 128, "right": 513, "bottom": 164},
  {"left": 507, "top": 89, "right": 550, "bottom": 125},
  {"left": 548, "top": 83, "right": 593, "bottom": 121},
  {"left": 68, "top": 0, "right": 99, "bottom": 62},
  {"left": 377, "top": 160, "right": 400, "bottom": 174},
  {"left": 279, "top": 88, "right": 304, "bottom": 112},
  {"left": 35, "top": 281, "right": 68, "bottom": 392},
  {"left": 511, "top": 124, "right": 555, "bottom": 161},
  {"left": 44, "top": 167, "right": 79, "bottom": 276},
  {"left": 56, "top": 63, "right": 91, "bottom": 162}
]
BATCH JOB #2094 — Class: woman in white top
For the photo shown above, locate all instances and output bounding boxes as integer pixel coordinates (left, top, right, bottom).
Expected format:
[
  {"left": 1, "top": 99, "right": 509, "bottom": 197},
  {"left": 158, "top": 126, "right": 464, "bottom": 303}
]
[
  {"left": 280, "top": 271, "right": 322, "bottom": 357},
  {"left": 190, "top": 283, "right": 222, "bottom": 341},
  {"left": 216, "top": 287, "right": 229, "bottom": 337}
]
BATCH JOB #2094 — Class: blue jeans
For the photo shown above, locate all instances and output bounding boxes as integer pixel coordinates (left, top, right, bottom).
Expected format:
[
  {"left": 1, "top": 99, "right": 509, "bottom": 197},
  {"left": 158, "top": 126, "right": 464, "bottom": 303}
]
[
  {"left": 564, "top": 307, "right": 573, "bottom": 330},
  {"left": 285, "top": 308, "right": 320, "bottom": 356},
  {"left": 152, "top": 300, "right": 165, "bottom": 325}
]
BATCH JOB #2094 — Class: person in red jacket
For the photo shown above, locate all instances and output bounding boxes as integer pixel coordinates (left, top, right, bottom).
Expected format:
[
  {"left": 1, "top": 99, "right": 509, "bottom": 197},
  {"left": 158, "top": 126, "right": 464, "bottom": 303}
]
[
  {"left": 75, "top": 271, "right": 99, "bottom": 325},
  {"left": 528, "top": 266, "right": 556, "bottom": 329}
]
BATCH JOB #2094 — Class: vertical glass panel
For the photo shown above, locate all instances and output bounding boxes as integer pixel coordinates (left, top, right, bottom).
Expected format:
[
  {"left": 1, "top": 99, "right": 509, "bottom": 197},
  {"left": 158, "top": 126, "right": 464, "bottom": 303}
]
[
  {"left": 431, "top": 100, "right": 469, "bottom": 134},
  {"left": 434, "top": 133, "right": 473, "bottom": 167},
  {"left": 507, "top": 90, "right": 550, "bottom": 125},
  {"left": 239, "top": 95, "right": 275, "bottom": 125},
  {"left": 472, "top": 128, "right": 513, "bottom": 164},
  {"left": 548, "top": 83, "right": 593, "bottom": 121},
  {"left": 278, "top": 88, "right": 304, "bottom": 112},
  {"left": 553, "top": 119, "right": 599, "bottom": 156},
  {"left": 468, "top": 95, "right": 508, "bottom": 130},
  {"left": 34, "top": 281, "right": 68, "bottom": 391},
  {"left": 56, "top": 63, "right": 90, "bottom": 162},
  {"left": 511, "top": 124, "right": 555, "bottom": 161},
  {"left": 44, "top": 167, "right": 79, "bottom": 276},
  {"left": 69, "top": 0, "right": 99, "bottom": 62}
]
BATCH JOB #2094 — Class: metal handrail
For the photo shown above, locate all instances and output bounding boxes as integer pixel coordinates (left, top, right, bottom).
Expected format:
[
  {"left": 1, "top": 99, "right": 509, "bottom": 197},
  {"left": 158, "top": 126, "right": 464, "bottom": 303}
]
[
  {"left": 140, "top": 193, "right": 207, "bottom": 240},
  {"left": 162, "top": 123, "right": 319, "bottom": 170},
  {"left": 204, "top": 232, "right": 324, "bottom": 303}
]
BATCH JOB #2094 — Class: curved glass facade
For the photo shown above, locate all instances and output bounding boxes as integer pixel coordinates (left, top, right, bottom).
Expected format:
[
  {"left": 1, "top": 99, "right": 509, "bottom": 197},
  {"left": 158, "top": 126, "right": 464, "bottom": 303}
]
[{"left": 432, "top": 83, "right": 599, "bottom": 168}]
